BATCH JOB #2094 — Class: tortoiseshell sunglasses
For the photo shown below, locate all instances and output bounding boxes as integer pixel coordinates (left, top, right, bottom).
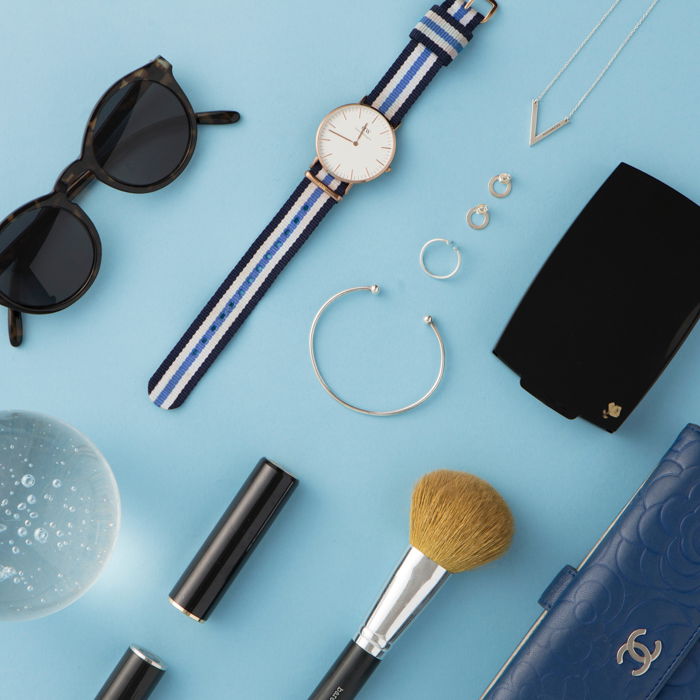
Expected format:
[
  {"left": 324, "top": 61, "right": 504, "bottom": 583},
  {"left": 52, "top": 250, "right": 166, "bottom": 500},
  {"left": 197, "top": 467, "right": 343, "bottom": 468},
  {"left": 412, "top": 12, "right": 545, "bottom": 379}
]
[{"left": 0, "top": 56, "right": 239, "bottom": 347}]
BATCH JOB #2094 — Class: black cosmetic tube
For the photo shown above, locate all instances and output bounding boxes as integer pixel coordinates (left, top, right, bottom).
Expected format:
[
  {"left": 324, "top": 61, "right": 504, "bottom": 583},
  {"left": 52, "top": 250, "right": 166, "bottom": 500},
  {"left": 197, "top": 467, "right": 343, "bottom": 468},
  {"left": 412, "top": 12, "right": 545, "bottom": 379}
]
[
  {"left": 95, "top": 646, "right": 166, "bottom": 700},
  {"left": 169, "top": 457, "right": 298, "bottom": 622}
]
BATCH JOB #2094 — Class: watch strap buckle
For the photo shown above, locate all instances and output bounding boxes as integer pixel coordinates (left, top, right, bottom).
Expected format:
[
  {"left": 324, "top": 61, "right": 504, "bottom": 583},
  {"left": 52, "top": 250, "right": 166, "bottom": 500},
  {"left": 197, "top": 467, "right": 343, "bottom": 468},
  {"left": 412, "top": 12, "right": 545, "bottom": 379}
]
[{"left": 464, "top": 0, "right": 498, "bottom": 23}]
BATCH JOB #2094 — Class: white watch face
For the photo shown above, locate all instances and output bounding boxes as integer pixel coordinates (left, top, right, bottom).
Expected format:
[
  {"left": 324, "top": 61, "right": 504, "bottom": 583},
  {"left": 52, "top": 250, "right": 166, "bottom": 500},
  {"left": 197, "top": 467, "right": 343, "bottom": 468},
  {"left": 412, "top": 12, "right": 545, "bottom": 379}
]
[{"left": 315, "top": 104, "right": 396, "bottom": 184}]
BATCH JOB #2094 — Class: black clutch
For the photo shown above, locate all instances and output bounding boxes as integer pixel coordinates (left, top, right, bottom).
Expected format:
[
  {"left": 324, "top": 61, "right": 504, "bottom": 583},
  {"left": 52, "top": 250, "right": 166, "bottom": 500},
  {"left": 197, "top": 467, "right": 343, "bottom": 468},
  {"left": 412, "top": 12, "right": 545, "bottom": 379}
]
[{"left": 494, "top": 163, "right": 700, "bottom": 433}]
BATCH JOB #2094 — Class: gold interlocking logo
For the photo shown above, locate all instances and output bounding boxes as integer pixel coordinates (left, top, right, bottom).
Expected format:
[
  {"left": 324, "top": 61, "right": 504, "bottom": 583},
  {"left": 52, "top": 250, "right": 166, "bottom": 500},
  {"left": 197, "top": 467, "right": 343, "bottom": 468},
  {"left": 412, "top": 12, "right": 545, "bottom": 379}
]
[
  {"left": 616, "top": 629, "right": 662, "bottom": 677},
  {"left": 602, "top": 402, "right": 623, "bottom": 419}
]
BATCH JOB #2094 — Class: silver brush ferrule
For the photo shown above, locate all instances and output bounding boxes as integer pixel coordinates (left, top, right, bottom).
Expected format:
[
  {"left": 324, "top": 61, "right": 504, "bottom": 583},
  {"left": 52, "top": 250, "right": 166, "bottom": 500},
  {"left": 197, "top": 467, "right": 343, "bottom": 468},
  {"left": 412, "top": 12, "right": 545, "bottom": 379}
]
[{"left": 354, "top": 546, "right": 450, "bottom": 659}]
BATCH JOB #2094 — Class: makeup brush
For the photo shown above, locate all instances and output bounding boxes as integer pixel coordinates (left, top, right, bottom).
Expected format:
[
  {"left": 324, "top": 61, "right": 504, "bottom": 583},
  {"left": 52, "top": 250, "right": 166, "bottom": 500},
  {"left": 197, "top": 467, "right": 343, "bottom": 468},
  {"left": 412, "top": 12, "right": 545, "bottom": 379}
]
[{"left": 308, "top": 470, "right": 514, "bottom": 700}]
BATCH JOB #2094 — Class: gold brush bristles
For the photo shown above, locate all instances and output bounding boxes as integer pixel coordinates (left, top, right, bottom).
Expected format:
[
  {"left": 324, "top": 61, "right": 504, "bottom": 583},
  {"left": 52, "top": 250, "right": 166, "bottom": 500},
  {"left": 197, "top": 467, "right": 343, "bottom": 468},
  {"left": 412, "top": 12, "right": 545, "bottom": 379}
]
[{"left": 409, "top": 470, "right": 514, "bottom": 573}]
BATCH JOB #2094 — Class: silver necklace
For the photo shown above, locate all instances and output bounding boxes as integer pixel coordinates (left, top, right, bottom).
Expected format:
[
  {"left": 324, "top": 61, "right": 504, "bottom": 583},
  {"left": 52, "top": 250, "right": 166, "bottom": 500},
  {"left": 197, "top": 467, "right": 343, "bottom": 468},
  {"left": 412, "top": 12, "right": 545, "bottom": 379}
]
[{"left": 530, "top": 0, "right": 661, "bottom": 146}]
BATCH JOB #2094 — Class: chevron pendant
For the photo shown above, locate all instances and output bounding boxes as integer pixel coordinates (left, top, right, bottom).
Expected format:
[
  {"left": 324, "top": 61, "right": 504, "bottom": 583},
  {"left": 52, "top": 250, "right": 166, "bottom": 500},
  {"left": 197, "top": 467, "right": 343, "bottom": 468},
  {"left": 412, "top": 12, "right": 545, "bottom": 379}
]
[{"left": 529, "top": 98, "right": 570, "bottom": 146}]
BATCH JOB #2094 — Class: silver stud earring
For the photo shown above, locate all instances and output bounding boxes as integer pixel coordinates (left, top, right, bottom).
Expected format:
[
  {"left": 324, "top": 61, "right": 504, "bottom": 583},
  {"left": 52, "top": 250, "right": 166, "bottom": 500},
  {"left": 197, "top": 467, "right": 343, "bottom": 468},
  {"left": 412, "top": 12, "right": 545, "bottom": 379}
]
[
  {"left": 467, "top": 204, "right": 489, "bottom": 230},
  {"left": 489, "top": 172, "right": 512, "bottom": 198}
]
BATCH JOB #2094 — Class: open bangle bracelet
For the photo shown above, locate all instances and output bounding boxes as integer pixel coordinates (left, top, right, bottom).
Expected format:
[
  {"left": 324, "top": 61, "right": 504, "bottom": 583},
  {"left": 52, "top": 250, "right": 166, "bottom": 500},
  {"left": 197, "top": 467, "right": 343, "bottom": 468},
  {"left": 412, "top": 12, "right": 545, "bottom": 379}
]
[{"left": 308, "top": 285, "right": 446, "bottom": 416}]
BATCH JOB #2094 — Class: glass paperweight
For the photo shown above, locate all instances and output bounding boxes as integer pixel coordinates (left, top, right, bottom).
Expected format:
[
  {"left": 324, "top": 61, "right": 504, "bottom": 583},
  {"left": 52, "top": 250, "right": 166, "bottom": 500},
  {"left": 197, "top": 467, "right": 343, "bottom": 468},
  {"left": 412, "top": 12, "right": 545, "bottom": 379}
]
[{"left": 0, "top": 411, "right": 120, "bottom": 621}]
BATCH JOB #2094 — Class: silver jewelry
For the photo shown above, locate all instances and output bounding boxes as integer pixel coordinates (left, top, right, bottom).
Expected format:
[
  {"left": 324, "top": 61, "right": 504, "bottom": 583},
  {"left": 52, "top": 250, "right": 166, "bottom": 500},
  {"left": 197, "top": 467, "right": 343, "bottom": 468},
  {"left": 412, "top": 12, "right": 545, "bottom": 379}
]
[
  {"left": 489, "top": 173, "right": 512, "bottom": 198},
  {"left": 419, "top": 238, "right": 462, "bottom": 280},
  {"left": 308, "top": 285, "right": 445, "bottom": 416},
  {"left": 467, "top": 204, "right": 490, "bottom": 230},
  {"left": 530, "top": 0, "right": 661, "bottom": 146}
]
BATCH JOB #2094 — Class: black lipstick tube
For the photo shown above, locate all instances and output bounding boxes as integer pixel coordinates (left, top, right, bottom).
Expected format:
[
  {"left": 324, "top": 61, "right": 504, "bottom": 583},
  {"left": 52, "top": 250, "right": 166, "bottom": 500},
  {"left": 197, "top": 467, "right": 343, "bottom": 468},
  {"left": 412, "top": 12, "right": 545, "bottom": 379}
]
[
  {"left": 95, "top": 646, "right": 166, "bottom": 700},
  {"left": 169, "top": 457, "right": 298, "bottom": 622}
]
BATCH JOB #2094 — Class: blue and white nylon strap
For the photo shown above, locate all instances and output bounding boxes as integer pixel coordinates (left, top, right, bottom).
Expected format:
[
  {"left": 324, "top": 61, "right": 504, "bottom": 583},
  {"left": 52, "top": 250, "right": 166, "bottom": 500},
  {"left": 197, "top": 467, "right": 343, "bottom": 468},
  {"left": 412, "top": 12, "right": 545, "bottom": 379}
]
[
  {"left": 365, "top": 1, "right": 482, "bottom": 127},
  {"left": 148, "top": 1, "right": 484, "bottom": 409},
  {"left": 148, "top": 161, "right": 348, "bottom": 409}
]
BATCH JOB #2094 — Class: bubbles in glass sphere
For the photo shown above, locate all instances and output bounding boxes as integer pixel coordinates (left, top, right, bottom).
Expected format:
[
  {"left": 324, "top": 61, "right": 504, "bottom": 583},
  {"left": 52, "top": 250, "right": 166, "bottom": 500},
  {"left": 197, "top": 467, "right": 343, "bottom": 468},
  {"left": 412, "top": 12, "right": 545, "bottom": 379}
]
[{"left": 0, "top": 411, "right": 120, "bottom": 621}]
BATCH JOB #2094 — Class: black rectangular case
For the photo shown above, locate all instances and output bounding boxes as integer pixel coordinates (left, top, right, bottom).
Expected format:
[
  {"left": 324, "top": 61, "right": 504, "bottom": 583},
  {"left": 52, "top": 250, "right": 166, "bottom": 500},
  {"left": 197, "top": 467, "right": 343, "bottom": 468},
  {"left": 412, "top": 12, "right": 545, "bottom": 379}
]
[{"left": 494, "top": 163, "right": 700, "bottom": 433}]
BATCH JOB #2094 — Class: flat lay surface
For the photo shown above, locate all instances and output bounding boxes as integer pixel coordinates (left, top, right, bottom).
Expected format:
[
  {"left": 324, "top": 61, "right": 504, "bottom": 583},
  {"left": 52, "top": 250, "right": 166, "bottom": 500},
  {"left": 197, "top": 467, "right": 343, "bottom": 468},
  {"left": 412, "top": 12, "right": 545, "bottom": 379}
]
[{"left": 1, "top": 0, "right": 698, "bottom": 697}]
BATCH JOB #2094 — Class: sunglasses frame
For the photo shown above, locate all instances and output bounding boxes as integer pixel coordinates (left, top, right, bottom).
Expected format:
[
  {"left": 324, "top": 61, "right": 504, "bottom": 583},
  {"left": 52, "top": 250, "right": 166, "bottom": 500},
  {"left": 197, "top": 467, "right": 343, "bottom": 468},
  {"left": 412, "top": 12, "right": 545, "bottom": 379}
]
[{"left": 0, "top": 56, "right": 238, "bottom": 345}]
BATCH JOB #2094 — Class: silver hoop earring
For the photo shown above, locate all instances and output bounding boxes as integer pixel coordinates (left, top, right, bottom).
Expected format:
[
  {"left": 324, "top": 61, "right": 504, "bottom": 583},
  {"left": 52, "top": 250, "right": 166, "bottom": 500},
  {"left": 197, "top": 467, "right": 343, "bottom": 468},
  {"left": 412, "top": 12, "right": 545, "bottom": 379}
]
[
  {"left": 489, "top": 173, "right": 512, "bottom": 198},
  {"left": 419, "top": 238, "right": 462, "bottom": 280},
  {"left": 467, "top": 204, "right": 490, "bottom": 230},
  {"left": 308, "top": 285, "right": 445, "bottom": 417}
]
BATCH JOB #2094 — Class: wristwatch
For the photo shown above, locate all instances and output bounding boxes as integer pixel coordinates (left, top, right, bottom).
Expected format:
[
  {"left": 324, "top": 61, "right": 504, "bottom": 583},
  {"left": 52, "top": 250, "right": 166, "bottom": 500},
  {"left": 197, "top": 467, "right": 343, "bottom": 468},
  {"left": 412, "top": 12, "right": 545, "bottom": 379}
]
[{"left": 149, "top": 0, "right": 497, "bottom": 409}]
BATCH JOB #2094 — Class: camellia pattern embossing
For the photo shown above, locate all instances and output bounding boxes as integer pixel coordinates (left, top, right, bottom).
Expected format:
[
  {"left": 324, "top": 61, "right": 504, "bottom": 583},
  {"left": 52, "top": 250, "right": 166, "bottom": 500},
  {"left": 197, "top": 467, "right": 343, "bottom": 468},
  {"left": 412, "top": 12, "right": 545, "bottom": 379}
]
[
  {"left": 148, "top": 1, "right": 485, "bottom": 409},
  {"left": 481, "top": 425, "right": 700, "bottom": 700}
]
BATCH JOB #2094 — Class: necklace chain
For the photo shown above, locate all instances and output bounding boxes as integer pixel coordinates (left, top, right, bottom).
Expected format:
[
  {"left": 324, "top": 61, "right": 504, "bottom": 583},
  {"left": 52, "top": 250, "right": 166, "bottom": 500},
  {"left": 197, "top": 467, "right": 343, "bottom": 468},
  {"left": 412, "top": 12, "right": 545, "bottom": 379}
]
[{"left": 537, "top": 0, "right": 661, "bottom": 120}]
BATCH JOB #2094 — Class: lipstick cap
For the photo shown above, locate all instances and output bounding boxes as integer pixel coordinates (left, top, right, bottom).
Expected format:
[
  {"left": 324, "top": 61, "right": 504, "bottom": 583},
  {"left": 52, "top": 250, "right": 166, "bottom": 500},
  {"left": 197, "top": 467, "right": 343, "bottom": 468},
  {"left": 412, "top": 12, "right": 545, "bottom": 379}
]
[
  {"left": 95, "top": 645, "right": 166, "bottom": 700},
  {"left": 168, "top": 457, "right": 298, "bottom": 622}
]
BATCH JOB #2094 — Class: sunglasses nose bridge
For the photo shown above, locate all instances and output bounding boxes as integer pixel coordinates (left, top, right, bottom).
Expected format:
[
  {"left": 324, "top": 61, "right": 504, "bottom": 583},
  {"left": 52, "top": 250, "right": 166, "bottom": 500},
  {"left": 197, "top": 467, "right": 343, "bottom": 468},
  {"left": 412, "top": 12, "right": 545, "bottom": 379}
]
[{"left": 54, "top": 160, "right": 95, "bottom": 199}]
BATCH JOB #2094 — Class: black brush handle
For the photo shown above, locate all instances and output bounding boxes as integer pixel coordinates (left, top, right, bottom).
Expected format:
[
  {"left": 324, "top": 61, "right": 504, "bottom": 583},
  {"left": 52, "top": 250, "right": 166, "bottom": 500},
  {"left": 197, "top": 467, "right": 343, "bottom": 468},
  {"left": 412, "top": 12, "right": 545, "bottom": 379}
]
[{"left": 308, "top": 641, "right": 381, "bottom": 700}]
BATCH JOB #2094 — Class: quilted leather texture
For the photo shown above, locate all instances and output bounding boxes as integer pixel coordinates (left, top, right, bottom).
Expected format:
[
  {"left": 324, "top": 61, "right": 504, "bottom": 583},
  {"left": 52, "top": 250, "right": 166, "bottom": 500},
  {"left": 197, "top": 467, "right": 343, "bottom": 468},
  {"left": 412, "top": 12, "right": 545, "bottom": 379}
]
[{"left": 483, "top": 425, "right": 700, "bottom": 700}]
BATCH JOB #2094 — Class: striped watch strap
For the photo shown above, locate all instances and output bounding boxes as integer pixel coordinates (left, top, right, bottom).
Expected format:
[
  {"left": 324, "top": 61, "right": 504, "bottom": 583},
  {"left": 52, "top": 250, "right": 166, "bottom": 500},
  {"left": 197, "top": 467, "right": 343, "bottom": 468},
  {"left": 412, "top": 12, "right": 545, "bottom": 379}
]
[
  {"left": 365, "top": 1, "right": 483, "bottom": 127},
  {"left": 148, "top": 161, "right": 349, "bottom": 409},
  {"left": 148, "top": 1, "right": 484, "bottom": 409}
]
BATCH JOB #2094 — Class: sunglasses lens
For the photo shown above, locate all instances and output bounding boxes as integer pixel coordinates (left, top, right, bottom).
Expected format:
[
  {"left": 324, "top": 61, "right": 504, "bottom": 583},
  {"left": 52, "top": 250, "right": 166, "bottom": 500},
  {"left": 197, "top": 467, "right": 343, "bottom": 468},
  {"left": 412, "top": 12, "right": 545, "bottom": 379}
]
[
  {"left": 0, "top": 206, "right": 96, "bottom": 309},
  {"left": 92, "top": 80, "right": 191, "bottom": 187}
]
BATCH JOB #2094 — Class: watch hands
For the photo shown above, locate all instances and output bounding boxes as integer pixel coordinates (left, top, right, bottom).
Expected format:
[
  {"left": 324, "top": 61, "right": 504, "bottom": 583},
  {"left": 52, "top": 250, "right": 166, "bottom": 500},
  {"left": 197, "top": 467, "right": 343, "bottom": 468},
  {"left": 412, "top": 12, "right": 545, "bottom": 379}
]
[
  {"left": 354, "top": 123, "right": 369, "bottom": 146},
  {"left": 329, "top": 123, "right": 370, "bottom": 147},
  {"left": 329, "top": 129, "right": 355, "bottom": 145}
]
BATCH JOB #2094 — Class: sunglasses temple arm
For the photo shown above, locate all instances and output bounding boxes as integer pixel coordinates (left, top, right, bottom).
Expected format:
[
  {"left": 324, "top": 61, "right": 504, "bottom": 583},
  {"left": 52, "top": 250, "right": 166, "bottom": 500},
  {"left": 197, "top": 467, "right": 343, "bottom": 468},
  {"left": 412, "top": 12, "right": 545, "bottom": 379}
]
[
  {"left": 7, "top": 308, "right": 23, "bottom": 347},
  {"left": 196, "top": 110, "right": 240, "bottom": 125}
]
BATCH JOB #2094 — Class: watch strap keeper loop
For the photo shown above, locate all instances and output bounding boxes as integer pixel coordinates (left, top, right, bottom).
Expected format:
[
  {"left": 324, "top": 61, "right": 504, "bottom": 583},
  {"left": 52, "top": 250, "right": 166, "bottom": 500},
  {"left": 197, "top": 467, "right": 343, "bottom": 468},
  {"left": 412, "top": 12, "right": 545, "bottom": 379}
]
[
  {"left": 411, "top": 4, "right": 482, "bottom": 66},
  {"left": 305, "top": 164, "right": 345, "bottom": 202}
]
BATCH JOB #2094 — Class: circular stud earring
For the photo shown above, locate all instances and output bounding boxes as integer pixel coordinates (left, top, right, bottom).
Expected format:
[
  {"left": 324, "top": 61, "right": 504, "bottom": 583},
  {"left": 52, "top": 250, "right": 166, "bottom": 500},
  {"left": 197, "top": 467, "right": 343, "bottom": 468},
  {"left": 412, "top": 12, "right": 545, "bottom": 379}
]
[
  {"left": 309, "top": 285, "right": 445, "bottom": 416},
  {"left": 489, "top": 172, "right": 512, "bottom": 198},
  {"left": 467, "top": 204, "right": 490, "bottom": 230},
  {"left": 419, "top": 238, "right": 462, "bottom": 280}
]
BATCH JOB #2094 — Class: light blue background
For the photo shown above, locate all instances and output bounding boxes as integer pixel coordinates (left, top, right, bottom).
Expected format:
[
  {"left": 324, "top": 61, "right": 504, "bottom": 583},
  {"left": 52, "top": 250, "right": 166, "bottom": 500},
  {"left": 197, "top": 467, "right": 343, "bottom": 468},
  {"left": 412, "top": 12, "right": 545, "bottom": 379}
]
[{"left": 1, "top": 1, "right": 698, "bottom": 698}]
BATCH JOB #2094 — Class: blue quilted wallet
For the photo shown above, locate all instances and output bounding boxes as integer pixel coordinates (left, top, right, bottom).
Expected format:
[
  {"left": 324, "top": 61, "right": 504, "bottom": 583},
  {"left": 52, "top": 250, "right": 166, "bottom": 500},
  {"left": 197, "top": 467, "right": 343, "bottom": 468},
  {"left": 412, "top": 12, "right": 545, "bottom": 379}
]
[{"left": 482, "top": 424, "right": 700, "bottom": 700}]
